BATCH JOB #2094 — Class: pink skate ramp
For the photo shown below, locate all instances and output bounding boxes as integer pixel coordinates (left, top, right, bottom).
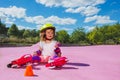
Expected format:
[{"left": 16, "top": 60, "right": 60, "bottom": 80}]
[{"left": 0, "top": 44, "right": 120, "bottom": 80}]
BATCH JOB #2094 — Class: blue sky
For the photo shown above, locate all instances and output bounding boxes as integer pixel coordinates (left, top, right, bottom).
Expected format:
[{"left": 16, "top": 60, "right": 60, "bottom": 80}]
[{"left": 0, "top": 0, "right": 120, "bottom": 34}]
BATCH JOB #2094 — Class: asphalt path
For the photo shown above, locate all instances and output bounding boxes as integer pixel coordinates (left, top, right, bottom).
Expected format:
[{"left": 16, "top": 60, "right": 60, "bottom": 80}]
[{"left": 0, "top": 44, "right": 120, "bottom": 80}]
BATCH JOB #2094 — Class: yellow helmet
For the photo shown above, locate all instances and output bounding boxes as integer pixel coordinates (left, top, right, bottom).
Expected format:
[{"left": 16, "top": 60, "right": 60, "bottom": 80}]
[{"left": 40, "top": 23, "right": 55, "bottom": 32}]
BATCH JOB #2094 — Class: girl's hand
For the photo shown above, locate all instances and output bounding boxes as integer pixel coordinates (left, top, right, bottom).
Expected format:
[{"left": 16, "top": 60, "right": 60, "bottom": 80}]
[{"left": 33, "top": 50, "right": 42, "bottom": 56}]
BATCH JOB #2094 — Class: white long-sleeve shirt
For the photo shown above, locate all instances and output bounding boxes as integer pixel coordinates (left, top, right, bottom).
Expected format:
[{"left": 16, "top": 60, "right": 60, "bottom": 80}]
[{"left": 39, "top": 40, "right": 57, "bottom": 57}]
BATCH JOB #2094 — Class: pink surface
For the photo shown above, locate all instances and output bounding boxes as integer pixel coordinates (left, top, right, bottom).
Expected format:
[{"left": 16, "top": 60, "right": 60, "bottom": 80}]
[{"left": 0, "top": 44, "right": 120, "bottom": 80}]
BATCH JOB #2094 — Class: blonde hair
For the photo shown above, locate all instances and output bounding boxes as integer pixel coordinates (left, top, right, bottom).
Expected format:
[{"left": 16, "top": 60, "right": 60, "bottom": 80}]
[{"left": 40, "top": 32, "right": 45, "bottom": 41}]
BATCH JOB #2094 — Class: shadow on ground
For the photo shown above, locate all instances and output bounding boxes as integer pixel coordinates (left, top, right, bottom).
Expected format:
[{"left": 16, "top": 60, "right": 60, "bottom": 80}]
[{"left": 66, "top": 62, "right": 90, "bottom": 67}]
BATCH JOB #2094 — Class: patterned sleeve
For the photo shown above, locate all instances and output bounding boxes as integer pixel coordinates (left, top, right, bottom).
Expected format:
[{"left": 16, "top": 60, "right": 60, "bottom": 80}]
[
  {"left": 54, "top": 41, "right": 61, "bottom": 48},
  {"left": 39, "top": 41, "right": 43, "bottom": 50}
]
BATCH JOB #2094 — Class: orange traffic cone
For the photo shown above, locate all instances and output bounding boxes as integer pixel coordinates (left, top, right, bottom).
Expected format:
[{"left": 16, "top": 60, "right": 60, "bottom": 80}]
[{"left": 24, "top": 64, "right": 34, "bottom": 76}]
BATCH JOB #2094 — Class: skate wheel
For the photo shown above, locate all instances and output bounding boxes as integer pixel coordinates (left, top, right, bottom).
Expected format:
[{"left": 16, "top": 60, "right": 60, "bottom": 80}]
[{"left": 7, "top": 63, "right": 12, "bottom": 68}]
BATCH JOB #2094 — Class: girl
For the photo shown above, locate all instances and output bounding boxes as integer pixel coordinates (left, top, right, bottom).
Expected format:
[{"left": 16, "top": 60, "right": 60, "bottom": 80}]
[
  {"left": 32, "top": 23, "right": 62, "bottom": 63},
  {"left": 7, "top": 23, "right": 62, "bottom": 68}
]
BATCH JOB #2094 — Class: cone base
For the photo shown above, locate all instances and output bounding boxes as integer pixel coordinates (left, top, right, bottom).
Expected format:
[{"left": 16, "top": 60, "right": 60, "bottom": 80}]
[{"left": 24, "top": 65, "right": 34, "bottom": 76}]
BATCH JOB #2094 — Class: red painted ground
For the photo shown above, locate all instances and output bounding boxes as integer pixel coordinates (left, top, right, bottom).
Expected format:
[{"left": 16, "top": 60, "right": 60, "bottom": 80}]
[{"left": 0, "top": 44, "right": 120, "bottom": 80}]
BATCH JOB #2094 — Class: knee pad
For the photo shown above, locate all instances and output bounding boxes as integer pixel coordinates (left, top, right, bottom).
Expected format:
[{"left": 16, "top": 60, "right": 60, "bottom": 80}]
[{"left": 32, "top": 56, "right": 41, "bottom": 62}]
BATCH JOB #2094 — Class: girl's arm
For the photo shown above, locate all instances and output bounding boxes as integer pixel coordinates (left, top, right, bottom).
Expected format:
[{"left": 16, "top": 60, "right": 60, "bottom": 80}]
[{"left": 54, "top": 42, "right": 62, "bottom": 57}]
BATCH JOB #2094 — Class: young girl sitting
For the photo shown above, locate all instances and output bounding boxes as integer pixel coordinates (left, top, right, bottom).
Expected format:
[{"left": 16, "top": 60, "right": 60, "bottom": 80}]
[
  {"left": 7, "top": 23, "right": 62, "bottom": 68},
  {"left": 32, "top": 23, "right": 62, "bottom": 63}
]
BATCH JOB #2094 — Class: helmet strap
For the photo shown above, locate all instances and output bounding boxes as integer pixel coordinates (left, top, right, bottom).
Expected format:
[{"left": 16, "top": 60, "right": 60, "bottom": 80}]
[{"left": 45, "top": 37, "right": 53, "bottom": 41}]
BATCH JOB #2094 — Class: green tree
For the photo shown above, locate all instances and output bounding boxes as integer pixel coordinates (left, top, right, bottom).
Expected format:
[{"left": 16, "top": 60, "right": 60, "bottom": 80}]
[
  {"left": 70, "top": 28, "right": 86, "bottom": 44},
  {"left": 31, "top": 29, "right": 38, "bottom": 37},
  {"left": 87, "top": 27, "right": 104, "bottom": 44},
  {"left": 23, "top": 29, "right": 31, "bottom": 38},
  {"left": 87, "top": 23, "right": 120, "bottom": 45},
  {"left": 113, "top": 23, "right": 120, "bottom": 44},
  {"left": 107, "top": 23, "right": 120, "bottom": 44},
  {"left": 7, "top": 24, "right": 19, "bottom": 37},
  {"left": 18, "top": 29, "right": 25, "bottom": 38},
  {"left": 0, "top": 21, "right": 7, "bottom": 35},
  {"left": 56, "top": 30, "right": 69, "bottom": 44}
]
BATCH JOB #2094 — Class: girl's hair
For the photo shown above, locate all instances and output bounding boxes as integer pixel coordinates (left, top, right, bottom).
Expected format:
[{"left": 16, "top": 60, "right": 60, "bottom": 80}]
[
  {"left": 40, "top": 28, "right": 55, "bottom": 41},
  {"left": 40, "top": 32, "right": 45, "bottom": 41}
]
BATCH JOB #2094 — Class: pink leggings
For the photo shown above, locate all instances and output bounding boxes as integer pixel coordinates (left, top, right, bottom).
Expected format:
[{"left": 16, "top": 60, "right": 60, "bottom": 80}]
[{"left": 40, "top": 56, "right": 50, "bottom": 62}]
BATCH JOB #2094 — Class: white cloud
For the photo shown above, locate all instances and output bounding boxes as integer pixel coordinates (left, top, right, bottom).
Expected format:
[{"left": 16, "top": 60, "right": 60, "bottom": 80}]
[
  {"left": 4, "top": 17, "right": 15, "bottom": 24},
  {"left": 45, "top": 16, "right": 76, "bottom": 25},
  {"left": 36, "top": 0, "right": 64, "bottom": 7},
  {"left": 65, "top": 6, "right": 100, "bottom": 16},
  {"left": 36, "top": 24, "right": 42, "bottom": 30},
  {"left": 65, "top": 7, "right": 85, "bottom": 13},
  {"left": 36, "top": 0, "right": 105, "bottom": 8},
  {"left": 81, "top": 6, "right": 100, "bottom": 16},
  {"left": 17, "top": 25, "right": 36, "bottom": 30},
  {"left": 0, "top": 12, "right": 15, "bottom": 24},
  {"left": 0, "top": 6, "right": 26, "bottom": 18},
  {"left": 62, "top": 0, "right": 105, "bottom": 8},
  {"left": 0, "top": 6, "right": 76, "bottom": 26},
  {"left": 84, "top": 26, "right": 95, "bottom": 32},
  {"left": 84, "top": 15, "right": 116, "bottom": 24},
  {"left": 0, "top": 6, "right": 26, "bottom": 24},
  {"left": 36, "top": 0, "right": 105, "bottom": 16},
  {"left": 35, "top": 0, "right": 117, "bottom": 25},
  {"left": 25, "top": 15, "right": 76, "bottom": 25},
  {"left": 25, "top": 16, "right": 44, "bottom": 24}
]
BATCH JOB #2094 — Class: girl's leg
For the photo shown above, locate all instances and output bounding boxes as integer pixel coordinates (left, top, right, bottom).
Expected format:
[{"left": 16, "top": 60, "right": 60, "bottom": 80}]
[
  {"left": 39, "top": 56, "right": 45, "bottom": 62},
  {"left": 32, "top": 50, "right": 42, "bottom": 63},
  {"left": 32, "top": 55, "right": 50, "bottom": 63},
  {"left": 40, "top": 56, "right": 50, "bottom": 62}
]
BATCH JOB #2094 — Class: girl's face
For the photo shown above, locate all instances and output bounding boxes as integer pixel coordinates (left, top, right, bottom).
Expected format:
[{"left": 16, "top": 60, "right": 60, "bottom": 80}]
[{"left": 45, "top": 29, "right": 54, "bottom": 40}]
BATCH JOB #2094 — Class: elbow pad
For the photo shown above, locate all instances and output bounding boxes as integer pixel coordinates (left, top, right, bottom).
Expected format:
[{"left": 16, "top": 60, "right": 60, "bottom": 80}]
[{"left": 54, "top": 47, "right": 61, "bottom": 54}]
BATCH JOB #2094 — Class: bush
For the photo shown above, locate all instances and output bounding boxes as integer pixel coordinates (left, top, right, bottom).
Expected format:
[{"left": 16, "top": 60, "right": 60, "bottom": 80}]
[
  {"left": 105, "top": 39, "right": 115, "bottom": 45},
  {"left": 78, "top": 41, "right": 90, "bottom": 46},
  {"left": 97, "top": 42, "right": 103, "bottom": 45}
]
